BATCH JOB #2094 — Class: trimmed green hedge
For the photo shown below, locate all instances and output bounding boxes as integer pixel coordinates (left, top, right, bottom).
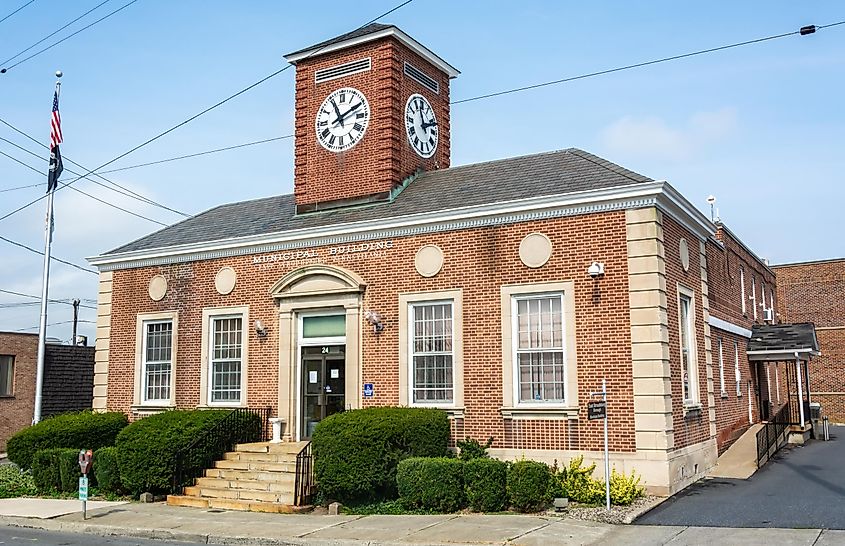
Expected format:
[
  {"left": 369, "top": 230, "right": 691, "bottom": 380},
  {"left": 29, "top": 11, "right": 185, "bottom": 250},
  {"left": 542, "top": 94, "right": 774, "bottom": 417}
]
[
  {"left": 397, "top": 457, "right": 465, "bottom": 512},
  {"left": 507, "top": 460, "right": 551, "bottom": 513},
  {"left": 115, "top": 410, "right": 258, "bottom": 495},
  {"left": 93, "top": 446, "right": 122, "bottom": 494},
  {"left": 32, "top": 448, "right": 80, "bottom": 493},
  {"left": 312, "top": 407, "right": 450, "bottom": 503},
  {"left": 6, "top": 411, "right": 128, "bottom": 469},
  {"left": 464, "top": 457, "right": 508, "bottom": 512}
]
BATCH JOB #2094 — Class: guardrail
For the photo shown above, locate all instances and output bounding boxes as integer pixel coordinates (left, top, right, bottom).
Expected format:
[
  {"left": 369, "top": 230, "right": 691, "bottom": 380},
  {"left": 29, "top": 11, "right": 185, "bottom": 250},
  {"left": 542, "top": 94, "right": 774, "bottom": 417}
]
[
  {"left": 756, "top": 402, "right": 793, "bottom": 468},
  {"left": 293, "top": 441, "right": 314, "bottom": 506}
]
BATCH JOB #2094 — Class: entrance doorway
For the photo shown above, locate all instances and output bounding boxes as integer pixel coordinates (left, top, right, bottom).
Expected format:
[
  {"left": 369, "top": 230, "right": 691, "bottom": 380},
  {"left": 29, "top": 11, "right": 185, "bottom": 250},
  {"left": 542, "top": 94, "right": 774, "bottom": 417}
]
[{"left": 301, "top": 345, "right": 345, "bottom": 439}]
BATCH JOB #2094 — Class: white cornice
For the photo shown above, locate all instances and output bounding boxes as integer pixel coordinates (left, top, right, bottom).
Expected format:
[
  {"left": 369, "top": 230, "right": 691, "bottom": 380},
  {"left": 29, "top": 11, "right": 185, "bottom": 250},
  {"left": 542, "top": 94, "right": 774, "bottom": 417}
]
[
  {"left": 88, "top": 180, "right": 717, "bottom": 271},
  {"left": 708, "top": 316, "right": 753, "bottom": 339},
  {"left": 284, "top": 27, "right": 460, "bottom": 78}
]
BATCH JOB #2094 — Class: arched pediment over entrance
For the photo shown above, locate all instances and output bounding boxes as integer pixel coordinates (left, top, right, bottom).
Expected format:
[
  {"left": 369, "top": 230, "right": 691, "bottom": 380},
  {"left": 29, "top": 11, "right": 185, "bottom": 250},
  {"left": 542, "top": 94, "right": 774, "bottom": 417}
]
[{"left": 269, "top": 264, "right": 366, "bottom": 299}]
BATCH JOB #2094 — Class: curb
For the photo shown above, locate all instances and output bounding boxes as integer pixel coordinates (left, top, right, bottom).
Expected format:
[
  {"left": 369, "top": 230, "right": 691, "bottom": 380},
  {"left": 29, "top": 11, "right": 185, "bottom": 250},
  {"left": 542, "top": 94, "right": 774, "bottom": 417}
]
[{"left": 623, "top": 496, "right": 669, "bottom": 524}]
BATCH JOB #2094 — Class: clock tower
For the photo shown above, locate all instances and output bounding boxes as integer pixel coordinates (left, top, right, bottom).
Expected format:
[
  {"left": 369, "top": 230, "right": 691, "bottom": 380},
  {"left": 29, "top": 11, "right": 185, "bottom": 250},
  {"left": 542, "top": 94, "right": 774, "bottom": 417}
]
[{"left": 284, "top": 24, "right": 459, "bottom": 213}]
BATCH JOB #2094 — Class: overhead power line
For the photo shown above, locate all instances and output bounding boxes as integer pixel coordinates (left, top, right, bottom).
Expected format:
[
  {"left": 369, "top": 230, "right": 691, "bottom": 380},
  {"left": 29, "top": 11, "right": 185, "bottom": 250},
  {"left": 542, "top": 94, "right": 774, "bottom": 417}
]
[
  {"left": 0, "top": 182, "right": 41, "bottom": 193},
  {"left": 0, "top": 0, "right": 113, "bottom": 67},
  {"left": 0, "top": 234, "right": 98, "bottom": 274},
  {"left": 0, "top": 0, "right": 417, "bottom": 223},
  {"left": 0, "top": 0, "right": 36, "bottom": 26},
  {"left": 0, "top": 287, "right": 97, "bottom": 309},
  {"left": 1, "top": 0, "right": 139, "bottom": 74},
  {"left": 15, "top": 319, "right": 96, "bottom": 332},
  {"left": 451, "top": 21, "right": 845, "bottom": 104}
]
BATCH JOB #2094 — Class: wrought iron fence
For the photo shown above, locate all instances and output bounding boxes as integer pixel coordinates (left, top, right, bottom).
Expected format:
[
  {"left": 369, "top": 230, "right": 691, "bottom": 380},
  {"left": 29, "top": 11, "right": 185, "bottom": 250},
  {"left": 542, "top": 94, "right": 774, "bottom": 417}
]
[
  {"left": 294, "top": 441, "right": 314, "bottom": 506},
  {"left": 171, "top": 406, "right": 273, "bottom": 494},
  {"left": 756, "top": 402, "right": 793, "bottom": 468}
]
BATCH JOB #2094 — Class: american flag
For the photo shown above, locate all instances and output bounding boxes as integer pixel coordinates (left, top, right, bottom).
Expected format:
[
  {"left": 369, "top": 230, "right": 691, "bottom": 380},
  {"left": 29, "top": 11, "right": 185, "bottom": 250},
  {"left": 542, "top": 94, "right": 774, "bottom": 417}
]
[{"left": 47, "top": 90, "right": 63, "bottom": 193}]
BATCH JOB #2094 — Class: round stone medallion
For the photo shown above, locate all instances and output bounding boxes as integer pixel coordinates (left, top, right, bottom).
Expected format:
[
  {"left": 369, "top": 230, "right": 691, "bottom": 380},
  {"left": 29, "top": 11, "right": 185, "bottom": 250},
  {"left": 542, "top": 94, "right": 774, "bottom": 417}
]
[
  {"left": 519, "top": 233, "right": 552, "bottom": 268},
  {"left": 148, "top": 275, "right": 167, "bottom": 301},
  {"left": 215, "top": 266, "right": 237, "bottom": 295},
  {"left": 679, "top": 238, "right": 690, "bottom": 272},
  {"left": 414, "top": 245, "right": 444, "bottom": 278}
]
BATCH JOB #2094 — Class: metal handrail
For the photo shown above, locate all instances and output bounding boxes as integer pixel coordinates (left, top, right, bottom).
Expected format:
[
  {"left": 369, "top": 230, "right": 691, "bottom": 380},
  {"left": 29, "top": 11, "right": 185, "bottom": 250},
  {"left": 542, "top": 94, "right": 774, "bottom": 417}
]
[
  {"left": 171, "top": 406, "right": 272, "bottom": 494},
  {"left": 756, "top": 402, "right": 793, "bottom": 468},
  {"left": 293, "top": 441, "right": 314, "bottom": 506}
]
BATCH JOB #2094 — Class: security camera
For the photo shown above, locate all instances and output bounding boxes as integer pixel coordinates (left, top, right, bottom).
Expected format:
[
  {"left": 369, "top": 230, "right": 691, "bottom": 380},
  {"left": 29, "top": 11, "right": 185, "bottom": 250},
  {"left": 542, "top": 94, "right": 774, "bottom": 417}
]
[{"left": 588, "top": 262, "right": 605, "bottom": 278}]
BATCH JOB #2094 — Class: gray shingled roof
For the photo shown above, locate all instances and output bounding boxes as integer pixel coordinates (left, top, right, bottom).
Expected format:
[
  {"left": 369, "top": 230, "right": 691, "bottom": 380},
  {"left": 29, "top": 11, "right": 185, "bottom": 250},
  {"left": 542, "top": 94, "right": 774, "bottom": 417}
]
[
  {"left": 104, "top": 148, "right": 652, "bottom": 255},
  {"left": 286, "top": 23, "right": 393, "bottom": 58},
  {"left": 748, "top": 323, "right": 820, "bottom": 353}
]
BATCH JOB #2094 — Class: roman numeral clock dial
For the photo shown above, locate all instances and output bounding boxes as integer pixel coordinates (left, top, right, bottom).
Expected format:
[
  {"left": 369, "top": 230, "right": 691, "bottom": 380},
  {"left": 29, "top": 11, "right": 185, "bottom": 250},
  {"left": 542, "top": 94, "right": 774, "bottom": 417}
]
[
  {"left": 405, "top": 93, "right": 438, "bottom": 159},
  {"left": 315, "top": 87, "right": 371, "bottom": 153}
]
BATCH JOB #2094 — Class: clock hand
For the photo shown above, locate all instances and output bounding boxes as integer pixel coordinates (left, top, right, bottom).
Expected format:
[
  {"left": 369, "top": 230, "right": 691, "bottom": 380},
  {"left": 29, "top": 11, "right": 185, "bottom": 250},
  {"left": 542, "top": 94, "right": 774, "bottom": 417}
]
[
  {"left": 333, "top": 102, "right": 363, "bottom": 126},
  {"left": 330, "top": 99, "right": 344, "bottom": 128},
  {"left": 421, "top": 120, "right": 438, "bottom": 130}
]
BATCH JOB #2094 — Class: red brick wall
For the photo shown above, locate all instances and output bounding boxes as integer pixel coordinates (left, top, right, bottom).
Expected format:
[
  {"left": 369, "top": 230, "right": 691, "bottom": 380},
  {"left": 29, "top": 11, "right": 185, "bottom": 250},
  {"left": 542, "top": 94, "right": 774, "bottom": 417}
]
[
  {"left": 107, "top": 210, "right": 635, "bottom": 452},
  {"left": 774, "top": 258, "right": 845, "bottom": 423},
  {"left": 0, "top": 333, "right": 37, "bottom": 452},
  {"left": 293, "top": 37, "right": 450, "bottom": 207},
  {"left": 710, "top": 330, "right": 761, "bottom": 453}
]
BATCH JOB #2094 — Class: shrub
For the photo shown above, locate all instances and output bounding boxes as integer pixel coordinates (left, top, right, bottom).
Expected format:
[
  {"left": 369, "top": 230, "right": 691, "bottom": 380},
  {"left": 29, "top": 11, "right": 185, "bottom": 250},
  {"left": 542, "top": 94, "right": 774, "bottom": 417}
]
[
  {"left": 464, "top": 457, "right": 507, "bottom": 512},
  {"left": 397, "top": 457, "right": 465, "bottom": 512},
  {"left": 6, "top": 411, "right": 128, "bottom": 469},
  {"left": 312, "top": 407, "right": 450, "bottom": 504},
  {"left": 94, "top": 446, "right": 122, "bottom": 494},
  {"left": 507, "top": 460, "right": 552, "bottom": 513},
  {"left": 0, "top": 465, "right": 36, "bottom": 498},
  {"left": 456, "top": 437, "right": 493, "bottom": 461},
  {"left": 562, "top": 456, "right": 605, "bottom": 505},
  {"left": 609, "top": 468, "right": 645, "bottom": 506},
  {"left": 115, "top": 409, "right": 258, "bottom": 495},
  {"left": 32, "top": 448, "right": 80, "bottom": 493}
]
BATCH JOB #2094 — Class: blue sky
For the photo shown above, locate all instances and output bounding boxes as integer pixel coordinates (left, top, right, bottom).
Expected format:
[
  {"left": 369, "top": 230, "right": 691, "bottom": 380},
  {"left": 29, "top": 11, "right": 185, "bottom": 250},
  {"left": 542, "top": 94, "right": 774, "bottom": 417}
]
[{"left": 1, "top": 0, "right": 843, "bottom": 342}]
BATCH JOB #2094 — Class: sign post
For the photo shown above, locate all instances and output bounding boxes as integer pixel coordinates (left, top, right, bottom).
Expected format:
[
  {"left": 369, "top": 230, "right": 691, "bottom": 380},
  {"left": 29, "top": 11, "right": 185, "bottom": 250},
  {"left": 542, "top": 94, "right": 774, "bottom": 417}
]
[
  {"left": 78, "top": 449, "right": 93, "bottom": 520},
  {"left": 589, "top": 379, "right": 611, "bottom": 512}
]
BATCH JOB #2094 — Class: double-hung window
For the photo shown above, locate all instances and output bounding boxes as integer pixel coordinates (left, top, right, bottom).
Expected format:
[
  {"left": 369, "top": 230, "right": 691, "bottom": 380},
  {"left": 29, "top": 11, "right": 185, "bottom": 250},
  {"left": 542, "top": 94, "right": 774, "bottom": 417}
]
[
  {"left": 142, "top": 321, "right": 173, "bottom": 403},
  {"left": 739, "top": 267, "right": 747, "bottom": 315},
  {"left": 751, "top": 277, "right": 758, "bottom": 320},
  {"left": 513, "top": 294, "right": 566, "bottom": 404},
  {"left": 679, "top": 292, "right": 697, "bottom": 404},
  {"left": 0, "top": 355, "right": 14, "bottom": 397},
  {"left": 734, "top": 341, "right": 742, "bottom": 397},
  {"left": 410, "top": 302, "right": 454, "bottom": 404},
  {"left": 210, "top": 316, "right": 243, "bottom": 404},
  {"left": 718, "top": 338, "right": 726, "bottom": 396}
]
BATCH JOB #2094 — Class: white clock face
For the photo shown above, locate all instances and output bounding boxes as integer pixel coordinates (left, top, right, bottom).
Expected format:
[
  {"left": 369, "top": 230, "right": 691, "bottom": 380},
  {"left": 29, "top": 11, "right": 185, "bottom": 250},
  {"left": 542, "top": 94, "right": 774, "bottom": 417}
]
[
  {"left": 405, "top": 93, "right": 438, "bottom": 158},
  {"left": 315, "top": 87, "right": 371, "bottom": 153}
]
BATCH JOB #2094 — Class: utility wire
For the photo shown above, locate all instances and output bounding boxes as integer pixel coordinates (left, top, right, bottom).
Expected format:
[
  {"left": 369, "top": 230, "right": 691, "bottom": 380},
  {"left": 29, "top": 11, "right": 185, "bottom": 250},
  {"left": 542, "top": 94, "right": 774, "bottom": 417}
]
[
  {"left": 452, "top": 21, "right": 845, "bottom": 105},
  {"left": 0, "top": 288, "right": 97, "bottom": 309},
  {"left": 0, "top": 0, "right": 113, "bottom": 67},
  {"left": 15, "top": 319, "right": 96, "bottom": 332},
  {"left": 0, "top": 123, "right": 188, "bottom": 217},
  {"left": 0, "top": 148, "right": 168, "bottom": 225},
  {"left": 0, "top": 0, "right": 416, "bottom": 223},
  {"left": 0, "top": 235, "right": 98, "bottom": 274},
  {"left": 0, "top": 0, "right": 36, "bottom": 26},
  {"left": 1, "top": 0, "right": 138, "bottom": 74},
  {"left": 0, "top": 182, "right": 41, "bottom": 193}
]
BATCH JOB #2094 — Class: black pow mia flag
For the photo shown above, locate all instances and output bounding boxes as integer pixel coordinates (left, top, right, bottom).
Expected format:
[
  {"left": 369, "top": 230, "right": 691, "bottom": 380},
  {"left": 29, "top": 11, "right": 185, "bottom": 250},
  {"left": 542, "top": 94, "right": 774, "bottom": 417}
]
[{"left": 47, "top": 145, "right": 63, "bottom": 193}]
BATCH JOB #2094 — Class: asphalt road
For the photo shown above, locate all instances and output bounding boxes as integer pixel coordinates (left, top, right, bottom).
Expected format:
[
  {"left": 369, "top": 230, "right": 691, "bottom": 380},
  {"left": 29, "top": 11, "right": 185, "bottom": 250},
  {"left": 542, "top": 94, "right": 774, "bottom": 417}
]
[
  {"left": 638, "top": 426, "right": 844, "bottom": 529},
  {"left": 0, "top": 526, "right": 209, "bottom": 545}
]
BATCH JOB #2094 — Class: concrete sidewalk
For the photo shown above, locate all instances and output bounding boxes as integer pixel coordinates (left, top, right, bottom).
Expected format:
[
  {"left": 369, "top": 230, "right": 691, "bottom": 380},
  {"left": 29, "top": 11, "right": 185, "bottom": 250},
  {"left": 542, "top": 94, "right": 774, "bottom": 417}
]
[{"left": 0, "top": 502, "right": 842, "bottom": 545}]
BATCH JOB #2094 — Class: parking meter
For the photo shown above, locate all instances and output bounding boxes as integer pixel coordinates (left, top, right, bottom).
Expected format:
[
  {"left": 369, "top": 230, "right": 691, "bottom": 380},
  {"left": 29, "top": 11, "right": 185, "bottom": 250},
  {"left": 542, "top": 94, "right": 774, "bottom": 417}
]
[
  {"left": 78, "top": 449, "right": 93, "bottom": 476},
  {"left": 78, "top": 449, "right": 93, "bottom": 520}
]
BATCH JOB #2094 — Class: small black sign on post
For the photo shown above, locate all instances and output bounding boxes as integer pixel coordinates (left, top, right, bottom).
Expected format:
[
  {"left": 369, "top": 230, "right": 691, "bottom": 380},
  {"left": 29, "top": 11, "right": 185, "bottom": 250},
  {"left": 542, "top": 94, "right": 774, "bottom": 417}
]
[{"left": 587, "top": 400, "right": 607, "bottom": 421}]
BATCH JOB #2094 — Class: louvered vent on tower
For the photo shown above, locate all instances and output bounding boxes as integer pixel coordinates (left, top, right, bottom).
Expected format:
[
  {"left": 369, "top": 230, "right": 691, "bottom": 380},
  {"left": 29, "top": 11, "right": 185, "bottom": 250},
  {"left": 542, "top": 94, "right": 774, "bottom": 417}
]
[
  {"left": 315, "top": 58, "right": 372, "bottom": 84},
  {"left": 404, "top": 62, "right": 439, "bottom": 94}
]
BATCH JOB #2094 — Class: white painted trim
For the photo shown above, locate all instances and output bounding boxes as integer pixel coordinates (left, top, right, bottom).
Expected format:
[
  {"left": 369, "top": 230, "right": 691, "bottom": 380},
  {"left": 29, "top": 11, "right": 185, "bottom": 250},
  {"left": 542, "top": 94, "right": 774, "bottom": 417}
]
[
  {"left": 284, "top": 26, "right": 460, "bottom": 78},
  {"left": 89, "top": 180, "right": 717, "bottom": 271},
  {"left": 708, "top": 316, "right": 752, "bottom": 339}
]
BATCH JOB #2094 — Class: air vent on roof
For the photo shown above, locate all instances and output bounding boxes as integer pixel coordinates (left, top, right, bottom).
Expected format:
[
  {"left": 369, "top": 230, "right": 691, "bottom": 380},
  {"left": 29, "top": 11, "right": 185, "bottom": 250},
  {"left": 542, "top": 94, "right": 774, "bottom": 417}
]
[
  {"left": 315, "top": 58, "right": 371, "bottom": 84},
  {"left": 404, "top": 62, "right": 439, "bottom": 94}
]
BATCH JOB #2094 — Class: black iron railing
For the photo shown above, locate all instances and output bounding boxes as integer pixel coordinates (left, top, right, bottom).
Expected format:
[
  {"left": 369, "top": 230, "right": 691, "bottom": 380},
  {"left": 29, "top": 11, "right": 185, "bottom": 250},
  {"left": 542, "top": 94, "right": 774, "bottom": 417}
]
[
  {"left": 171, "top": 406, "right": 272, "bottom": 494},
  {"left": 756, "top": 402, "right": 793, "bottom": 468},
  {"left": 293, "top": 441, "right": 314, "bottom": 506}
]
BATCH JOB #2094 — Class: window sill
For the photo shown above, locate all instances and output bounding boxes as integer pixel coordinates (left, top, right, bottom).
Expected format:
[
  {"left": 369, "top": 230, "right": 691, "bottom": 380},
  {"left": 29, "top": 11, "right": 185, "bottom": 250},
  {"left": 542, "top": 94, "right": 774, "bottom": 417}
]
[
  {"left": 720, "top": 392, "right": 729, "bottom": 399},
  {"left": 500, "top": 406, "right": 579, "bottom": 421},
  {"left": 683, "top": 403, "right": 702, "bottom": 418},
  {"left": 131, "top": 404, "right": 175, "bottom": 415},
  {"left": 0, "top": 394, "right": 15, "bottom": 399}
]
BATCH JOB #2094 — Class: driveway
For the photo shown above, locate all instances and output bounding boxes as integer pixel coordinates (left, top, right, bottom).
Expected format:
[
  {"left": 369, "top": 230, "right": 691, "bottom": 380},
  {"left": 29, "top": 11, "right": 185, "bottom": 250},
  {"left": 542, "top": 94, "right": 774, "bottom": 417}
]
[{"left": 638, "top": 426, "right": 844, "bottom": 529}]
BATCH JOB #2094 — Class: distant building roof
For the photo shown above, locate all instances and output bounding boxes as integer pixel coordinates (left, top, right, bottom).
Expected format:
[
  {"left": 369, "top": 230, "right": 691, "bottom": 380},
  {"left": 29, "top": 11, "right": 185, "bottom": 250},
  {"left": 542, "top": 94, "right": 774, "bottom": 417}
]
[{"left": 747, "top": 323, "right": 820, "bottom": 358}]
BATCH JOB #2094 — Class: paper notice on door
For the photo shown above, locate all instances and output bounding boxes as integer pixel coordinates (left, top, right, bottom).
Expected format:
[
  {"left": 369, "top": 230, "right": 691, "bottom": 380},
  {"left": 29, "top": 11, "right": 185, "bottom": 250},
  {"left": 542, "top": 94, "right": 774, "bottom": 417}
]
[
  {"left": 330, "top": 369, "right": 339, "bottom": 379},
  {"left": 309, "top": 371, "right": 318, "bottom": 384}
]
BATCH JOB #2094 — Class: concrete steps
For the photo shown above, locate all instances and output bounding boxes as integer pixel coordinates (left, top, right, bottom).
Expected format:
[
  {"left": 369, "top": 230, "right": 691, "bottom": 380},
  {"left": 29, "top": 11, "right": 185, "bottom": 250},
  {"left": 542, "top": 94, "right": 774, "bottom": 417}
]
[{"left": 166, "top": 441, "right": 310, "bottom": 513}]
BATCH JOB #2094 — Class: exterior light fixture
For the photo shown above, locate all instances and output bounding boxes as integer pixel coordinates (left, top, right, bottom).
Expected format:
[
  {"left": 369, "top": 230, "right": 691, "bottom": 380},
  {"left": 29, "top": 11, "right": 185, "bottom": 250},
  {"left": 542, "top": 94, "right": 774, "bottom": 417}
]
[
  {"left": 254, "top": 320, "right": 268, "bottom": 337},
  {"left": 588, "top": 262, "right": 605, "bottom": 278},
  {"left": 364, "top": 310, "right": 385, "bottom": 333}
]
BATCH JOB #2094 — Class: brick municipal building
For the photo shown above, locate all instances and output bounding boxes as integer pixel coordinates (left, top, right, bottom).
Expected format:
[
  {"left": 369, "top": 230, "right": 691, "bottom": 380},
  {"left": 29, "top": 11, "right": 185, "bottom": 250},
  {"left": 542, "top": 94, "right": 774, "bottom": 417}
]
[{"left": 87, "top": 24, "right": 829, "bottom": 502}]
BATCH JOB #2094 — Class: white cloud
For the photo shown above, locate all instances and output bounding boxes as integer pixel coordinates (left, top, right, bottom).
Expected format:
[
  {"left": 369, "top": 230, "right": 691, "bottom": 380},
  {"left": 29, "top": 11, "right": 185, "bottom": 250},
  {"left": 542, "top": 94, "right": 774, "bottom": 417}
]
[{"left": 600, "top": 108, "right": 737, "bottom": 161}]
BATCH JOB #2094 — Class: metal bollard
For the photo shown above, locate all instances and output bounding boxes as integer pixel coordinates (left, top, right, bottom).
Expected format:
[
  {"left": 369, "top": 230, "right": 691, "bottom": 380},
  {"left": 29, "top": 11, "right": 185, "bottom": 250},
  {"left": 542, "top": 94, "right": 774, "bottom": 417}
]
[{"left": 823, "top": 416, "right": 830, "bottom": 441}]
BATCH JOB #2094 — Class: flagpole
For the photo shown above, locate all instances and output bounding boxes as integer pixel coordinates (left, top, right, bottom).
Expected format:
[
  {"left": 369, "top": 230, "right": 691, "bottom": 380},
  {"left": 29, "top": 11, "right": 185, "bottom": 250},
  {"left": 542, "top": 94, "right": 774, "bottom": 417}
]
[{"left": 33, "top": 72, "right": 62, "bottom": 425}]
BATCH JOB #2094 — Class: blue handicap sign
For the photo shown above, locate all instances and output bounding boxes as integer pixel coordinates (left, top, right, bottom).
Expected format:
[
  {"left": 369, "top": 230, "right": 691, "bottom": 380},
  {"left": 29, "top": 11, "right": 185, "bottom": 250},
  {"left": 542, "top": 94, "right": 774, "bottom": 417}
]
[{"left": 363, "top": 383, "right": 374, "bottom": 398}]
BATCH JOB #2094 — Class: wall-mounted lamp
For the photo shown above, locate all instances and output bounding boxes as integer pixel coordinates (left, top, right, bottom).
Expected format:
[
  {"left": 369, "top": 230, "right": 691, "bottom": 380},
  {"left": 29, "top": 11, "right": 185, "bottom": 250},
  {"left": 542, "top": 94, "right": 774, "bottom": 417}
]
[
  {"left": 364, "top": 310, "right": 385, "bottom": 334},
  {"left": 254, "top": 319, "right": 268, "bottom": 337},
  {"left": 587, "top": 262, "right": 605, "bottom": 278}
]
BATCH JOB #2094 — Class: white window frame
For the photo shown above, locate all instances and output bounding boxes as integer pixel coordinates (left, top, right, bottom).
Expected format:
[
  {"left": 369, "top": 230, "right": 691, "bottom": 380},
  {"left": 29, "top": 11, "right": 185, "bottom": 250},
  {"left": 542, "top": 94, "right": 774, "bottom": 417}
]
[
  {"left": 678, "top": 287, "right": 699, "bottom": 406},
  {"left": 133, "top": 311, "right": 178, "bottom": 409},
  {"left": 769, "top": 289, "right": 775, "bottom": 316},
  {"left": 0, "top": 355, "right": 14, "bottom": 397},
  {"left": 408, "top": 300, "right": 455, "bottom": 406},
  {"left": 761, "top": 281, "right": 767, "bottom": 315},
  {"left": 740, "top": 267, "right": 747, "bottom": 315},
  {"left": 511, "top": 292, "right": 567, "bottom": 407},
  {"left": 141, "top": 319, "right": 174, "bottom": 404},
  {"left": 208, "top": 314, "right": 245, "bottom": 406},
  {"left": 734, "top": 341, "right": 742, "bottom": 397},
  {"left": 750, "top": 276, "right": 758, "bottom": 320},
  {"left": 200, "top": 305, "right": 249, "bottom": 408},
  {"left": 718, "top": 338, "right": 726, "bottom": 397}
]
